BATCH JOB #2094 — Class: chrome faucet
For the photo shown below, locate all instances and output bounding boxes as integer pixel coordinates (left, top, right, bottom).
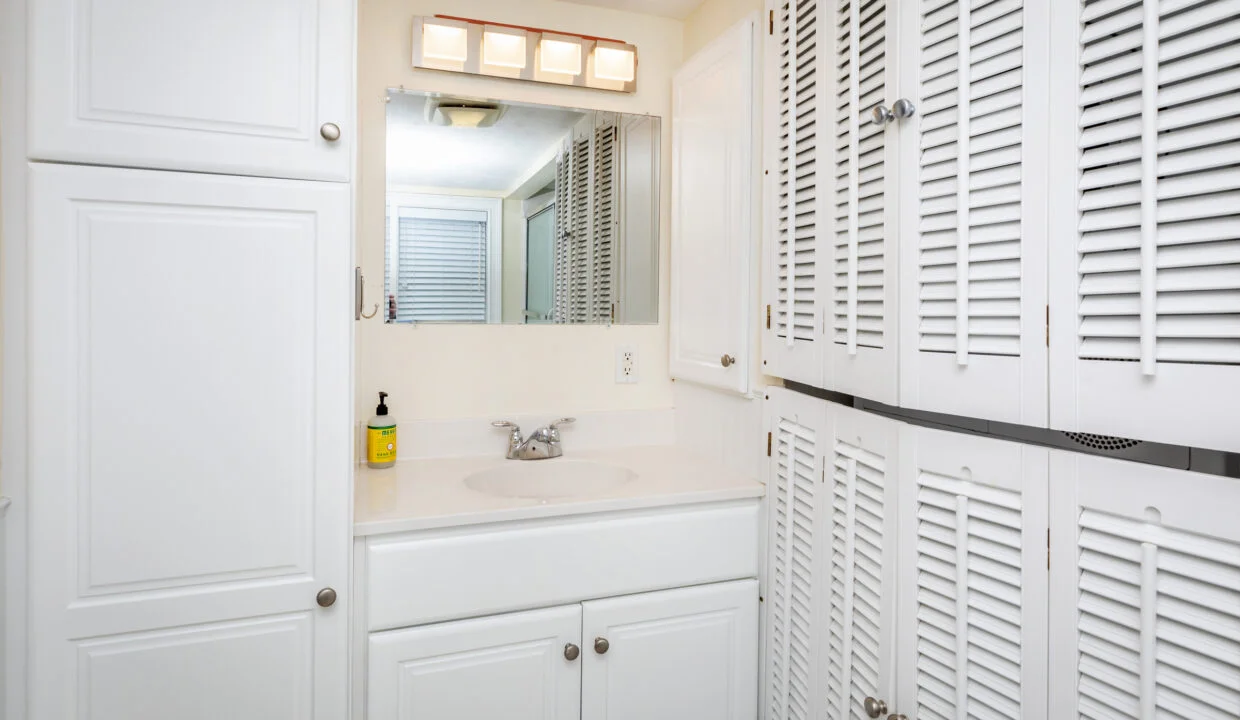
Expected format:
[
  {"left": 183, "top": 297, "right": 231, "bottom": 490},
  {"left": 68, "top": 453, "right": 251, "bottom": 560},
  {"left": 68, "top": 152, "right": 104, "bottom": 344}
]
[{"left": 492, "top": 418, "right": 575, "bottom": 460}]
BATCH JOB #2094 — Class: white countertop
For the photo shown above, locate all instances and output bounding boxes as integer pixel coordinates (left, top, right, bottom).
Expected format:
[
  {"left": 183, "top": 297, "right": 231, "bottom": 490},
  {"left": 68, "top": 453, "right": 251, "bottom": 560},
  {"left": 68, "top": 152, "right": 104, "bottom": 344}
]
[{"left": 354, "top": 445, "right": 765, "bottom": 535}]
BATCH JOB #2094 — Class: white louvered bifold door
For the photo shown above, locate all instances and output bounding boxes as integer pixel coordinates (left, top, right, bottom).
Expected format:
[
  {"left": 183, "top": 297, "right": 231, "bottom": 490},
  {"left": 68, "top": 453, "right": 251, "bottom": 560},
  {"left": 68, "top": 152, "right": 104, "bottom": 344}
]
[
  {"left": 824, "top": 400, "right": 899, "bottom": 720},
  {"left": 1048, "top": 0, "right": 1240, "bottom": 451},
  {"left": 592, "top": 124, "right": 618, "bottom": 323},
  {"left": 896, "top": 425, "right": 1049, "bottom": 720},
  {"left": 896, "top": 0, "right": 1049, "bottom": 425},
  {"left": 764, "top": 0, "right": 827, "bottom": 387},
  {"left": 826, "top": 0, "right": 901, "bottom": 404},
  {"left": 1049, "top": 453, "right": 1240, "bottom": 719},
  {"left": 764, "top": 387, "right": 827, "bottom": 720},
  {"left": 553, "top": 141, "right": 572, "bottom": 324}
]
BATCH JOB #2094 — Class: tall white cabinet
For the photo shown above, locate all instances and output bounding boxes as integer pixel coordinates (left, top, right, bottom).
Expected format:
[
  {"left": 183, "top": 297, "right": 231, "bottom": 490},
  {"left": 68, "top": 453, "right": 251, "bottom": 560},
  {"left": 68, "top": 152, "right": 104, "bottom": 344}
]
[
  {"left": 13, "top": 0, "right": 356, "bottom": 717},
  {"left": 762, "top": 0, "right": 1240, "bottom": 452}
]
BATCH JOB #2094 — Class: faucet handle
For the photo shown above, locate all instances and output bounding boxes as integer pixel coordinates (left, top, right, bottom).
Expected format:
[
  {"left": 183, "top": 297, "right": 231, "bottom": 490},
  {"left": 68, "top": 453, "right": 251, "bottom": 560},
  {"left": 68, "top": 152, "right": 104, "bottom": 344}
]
[
  {"left": 549, "top": 417, "right": 576, "bottom": 429},
  {"left": 492, "top": 420, "right": 521, "bottom": 430}
]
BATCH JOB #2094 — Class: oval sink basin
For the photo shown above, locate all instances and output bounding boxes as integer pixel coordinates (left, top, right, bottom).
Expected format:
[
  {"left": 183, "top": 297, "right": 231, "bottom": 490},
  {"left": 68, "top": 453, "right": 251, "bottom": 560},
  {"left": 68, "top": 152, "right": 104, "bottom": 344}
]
[{"left": 465, "top": 460, "right": 637, "bottom": 500}]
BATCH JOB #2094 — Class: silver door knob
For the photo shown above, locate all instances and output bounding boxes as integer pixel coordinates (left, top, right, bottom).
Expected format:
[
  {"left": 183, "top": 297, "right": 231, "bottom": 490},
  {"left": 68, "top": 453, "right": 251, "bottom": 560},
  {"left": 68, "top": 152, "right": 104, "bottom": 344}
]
[
  {"left": 870, "top": 99, "right": 915, "bottom": 126},
  {"left": 316, "top": 587, "right": 337, "bottom": 608},
  {"left": 720, "top": 354, "right": 736, "bottom": 368},
  {"left": 863, "top": 697, "right": 888, "bottom": 718},
  {"left": 564, "top": 643, "right": 580, "bottom": 661},
  {"left": 320, "top": 122, "right": 342, "bottom": 142},
  {"left": 594, "top": 637, "right": 610, "bottom": 654}
]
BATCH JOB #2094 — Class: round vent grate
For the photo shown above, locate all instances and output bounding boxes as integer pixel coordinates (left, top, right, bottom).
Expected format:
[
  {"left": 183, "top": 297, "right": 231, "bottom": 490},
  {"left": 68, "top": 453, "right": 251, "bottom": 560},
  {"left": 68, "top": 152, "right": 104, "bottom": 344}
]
[{"left": 1062, "top": 432, "right": 1143, "bottom": 452}]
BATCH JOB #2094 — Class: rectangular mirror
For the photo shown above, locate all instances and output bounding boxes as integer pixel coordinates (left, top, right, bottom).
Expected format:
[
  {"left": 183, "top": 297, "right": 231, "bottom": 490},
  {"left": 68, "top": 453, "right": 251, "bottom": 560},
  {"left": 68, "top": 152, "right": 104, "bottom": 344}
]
[{"left": 385, "top": 89, "right": 660, "bottom": 324}]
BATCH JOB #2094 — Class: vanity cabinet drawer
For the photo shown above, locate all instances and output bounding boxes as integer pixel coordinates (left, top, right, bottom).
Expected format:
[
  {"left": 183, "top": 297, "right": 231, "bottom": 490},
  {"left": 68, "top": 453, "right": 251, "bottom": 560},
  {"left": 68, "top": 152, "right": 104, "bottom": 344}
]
[{"left": 364, "top": 500, "right": 759, "bottom": 631}]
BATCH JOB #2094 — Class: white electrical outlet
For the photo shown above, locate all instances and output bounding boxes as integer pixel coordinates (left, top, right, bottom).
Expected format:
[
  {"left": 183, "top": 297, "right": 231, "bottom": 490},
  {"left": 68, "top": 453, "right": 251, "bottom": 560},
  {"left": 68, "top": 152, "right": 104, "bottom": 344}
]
[{"left": 616, "top": 346, "right": 638, "bottom": 384}]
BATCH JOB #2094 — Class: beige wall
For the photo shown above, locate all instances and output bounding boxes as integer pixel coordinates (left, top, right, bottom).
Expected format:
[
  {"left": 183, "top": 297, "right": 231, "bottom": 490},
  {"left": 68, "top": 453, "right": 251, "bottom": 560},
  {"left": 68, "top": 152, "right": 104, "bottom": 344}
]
[
  {"left": 357, "top": 0, "right": 682, "bottom": 423},
  {"left": 683, "top": 0, "right": 765, "bottom": 59}
]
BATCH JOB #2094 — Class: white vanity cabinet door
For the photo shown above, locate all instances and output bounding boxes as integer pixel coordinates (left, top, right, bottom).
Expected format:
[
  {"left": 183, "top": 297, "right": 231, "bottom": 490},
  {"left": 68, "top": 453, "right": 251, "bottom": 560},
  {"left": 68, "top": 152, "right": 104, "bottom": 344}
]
[
  {"left": 896, "top": 425, "right": 1049, "bottom": 720},
  {"left": 1049, "top": 453, "right": 1240, "bottom": 720},
  {"left": 28, "top": 0, "right": 352, "bottom": 181},
  {"left": 670, "top": 15, "right": 758, "bottom": 394},
  {"left": 26, "top": 164, "right": 351, "bottom": 720},
  {"left": 368, "top": 605, "right": 583, "bottom": 720},
  {"left": 580, "top": 580, "right": 759, "bottom": 720}
]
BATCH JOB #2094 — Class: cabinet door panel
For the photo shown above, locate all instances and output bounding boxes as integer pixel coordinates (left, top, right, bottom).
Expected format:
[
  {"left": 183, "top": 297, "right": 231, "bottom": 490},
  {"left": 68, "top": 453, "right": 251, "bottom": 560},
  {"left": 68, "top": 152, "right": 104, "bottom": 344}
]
[
  {"left": 764, "top": 387, "right": 827, "bottom": 720},
  {"left": 825, "top": 0, "right": 900, "bottom": 404},
  {"left": 1048, "top": 0, "right": 1240, "bottom": 451},
  {"left": 897, "top": 0, "right": 1050, "bottom": 426},
  {"left": 27, "top": 164, "right": 350, "bottom": 719},
  {"left": 763, "top": 0, "right": 826, "bottom": 387},
  {"left": 671, "top": 16, "right": 757, "bottom": 394},
  {"left": 897, "top": 425, "right": 1048, "bottom": 720},
  {"left": 1049, "top": 454, "right": 1240, "bottom": 720},
  {"left": 581, "top": 580, "right": 758, "bottom": 720},
  {"left": 368, "top": 605, "right": 582, "bottom": 720},
  {"left": 824, "top": 402, "right": 899, "bottom": 720},
  {"left": 28, "top": 0, "right": 352, "bottom": 181}
]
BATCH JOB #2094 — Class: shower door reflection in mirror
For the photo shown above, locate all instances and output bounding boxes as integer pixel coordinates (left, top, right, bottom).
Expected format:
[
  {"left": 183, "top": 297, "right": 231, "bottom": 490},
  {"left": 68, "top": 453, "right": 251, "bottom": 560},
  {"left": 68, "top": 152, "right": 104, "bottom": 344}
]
[{"left": 385, "top": 89, "right": 660, "bottom": 324}]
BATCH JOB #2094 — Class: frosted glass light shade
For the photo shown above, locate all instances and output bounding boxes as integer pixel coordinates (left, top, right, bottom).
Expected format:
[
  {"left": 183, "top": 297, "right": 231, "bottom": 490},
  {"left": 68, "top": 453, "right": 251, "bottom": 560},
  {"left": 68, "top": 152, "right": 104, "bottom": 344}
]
[
  {"left": 540, "top": 38, "right": 582, "bottom": 76},
  {"left": 483, "top": 30, "right": 526, "bottom": 69},
  {"left": 594, "top": 46, "right": 635, "bottom": 82},
  {"left": 423, "top": 22, "right": 468, "bottom": 62}
]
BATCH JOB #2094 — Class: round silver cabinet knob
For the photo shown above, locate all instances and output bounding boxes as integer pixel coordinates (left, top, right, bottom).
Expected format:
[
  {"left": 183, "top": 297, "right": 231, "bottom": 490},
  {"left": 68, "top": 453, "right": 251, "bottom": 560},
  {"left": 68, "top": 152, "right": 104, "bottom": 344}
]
[
  {"left": 863, "top": 697, "right": 888, "bottom": 718},
  {"left": 720, "top": 354, "right": 736, "bottom": 368},
  {"left": 320, "top": 122, "right": 342, "bottom": 142},
  {"left": 594, "top": 637, "right": 610, "bottom": 654},
  {"left": 316, "top": 587, "right": 337, "bottom": 608},
  {"left": 564, "top": 643, "right": 580, "bottom": 661},
  {"left": 888, "top": 715, "right": 908, "bottom": 720},
  {"left": 892, "top": 98, "right": 916, "bottom": 119},
  {"left": 871, "top": 104, "right": 894, "bottom": 126}
]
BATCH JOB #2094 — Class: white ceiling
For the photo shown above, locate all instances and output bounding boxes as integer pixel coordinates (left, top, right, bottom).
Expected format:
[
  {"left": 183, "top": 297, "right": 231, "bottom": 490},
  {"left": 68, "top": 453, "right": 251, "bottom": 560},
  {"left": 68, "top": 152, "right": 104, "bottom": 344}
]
[
  {"left": 386, "top": 92, "right": 586, "bottom": 193},
  {"left": 558, "top": 0, "right": 704, "bottom": 20}
]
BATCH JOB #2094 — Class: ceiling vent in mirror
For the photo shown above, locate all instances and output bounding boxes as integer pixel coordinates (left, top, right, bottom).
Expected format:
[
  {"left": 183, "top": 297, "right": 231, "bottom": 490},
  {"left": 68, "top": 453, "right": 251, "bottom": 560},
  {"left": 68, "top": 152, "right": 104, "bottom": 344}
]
[{"left": 425, "top": 99, "right": 506, "bottom": 128}]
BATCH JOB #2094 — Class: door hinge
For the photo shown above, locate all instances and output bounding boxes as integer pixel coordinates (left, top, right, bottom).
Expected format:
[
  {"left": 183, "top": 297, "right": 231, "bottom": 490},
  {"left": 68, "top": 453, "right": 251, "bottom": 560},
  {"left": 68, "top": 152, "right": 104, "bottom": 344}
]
[
  {"left": 769, "top": 9, "right": 774, "bottom": 34},
  {"left": 767, "top": 432, "right": 773, "bottom": 457},
  {"left": 611, "top": 303, "right": 616, "bottom": 323},
  {"left": 1047, "top": 528, "right": 1051, "bottom": 571},
  {"left": 1045, "top": 304, "right": 1050, "bottom": 347},
  {"left": 766, "top": 304, "right": 772, "bottom": 330}
]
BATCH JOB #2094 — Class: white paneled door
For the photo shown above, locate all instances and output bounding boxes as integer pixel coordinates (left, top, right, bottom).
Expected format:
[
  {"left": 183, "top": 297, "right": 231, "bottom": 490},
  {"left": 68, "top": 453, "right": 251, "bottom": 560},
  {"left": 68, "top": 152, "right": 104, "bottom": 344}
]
[
  {"left": 368, "top": 605, "right": 583, "bottom": 720},
  {"left": 27, "top": 164, "right": 351, "bottom": 720},
  {"left": 1048, "top": 0, "right": 1240, "bottom": 451},
  {"left": 580, "top": 581, "right": 759, "bottom": 720},
  {"left": 28, "top": 0, "right": 353, "bottom": 181},
  {"left": 1049, "top": 453, "right": 1240, "bottom": 719},
  {"left": 897, "top": 424, "right": 1048, "bottom": 720},
  {"left": 897, "top": 0, "right": 1049, "bottom": 425},
  {"left": 670, "top": 14, "right": 758, "bottom": 394}
]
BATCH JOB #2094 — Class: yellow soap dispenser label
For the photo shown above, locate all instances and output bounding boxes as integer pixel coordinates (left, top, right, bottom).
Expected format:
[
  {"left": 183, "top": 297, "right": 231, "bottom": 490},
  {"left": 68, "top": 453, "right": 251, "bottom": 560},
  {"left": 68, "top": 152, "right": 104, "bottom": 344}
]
[{"left": 368, "top": 426, "right": 397, "bottom": 464}]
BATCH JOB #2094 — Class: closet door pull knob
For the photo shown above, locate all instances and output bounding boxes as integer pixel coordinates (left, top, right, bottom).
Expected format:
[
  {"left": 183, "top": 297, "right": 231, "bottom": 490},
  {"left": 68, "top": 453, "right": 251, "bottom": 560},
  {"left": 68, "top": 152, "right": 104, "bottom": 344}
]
[
  {"left": 564, "top": 643, "right": 580, "bottom": 661},
  {"left": 720, "top": 354, "right": 736, "bottom": 368},
  {"left": 594, "top": 637, "right": 610, "bottom": 654},
  {"left": 863, "top": 697, "right": 888, "bottom": 718},
  {"left": 316, "top": 587, "right": 337, "bottom": 608},
  {"left": 320, "top": 122, "right": 342, "bottom": 142}
]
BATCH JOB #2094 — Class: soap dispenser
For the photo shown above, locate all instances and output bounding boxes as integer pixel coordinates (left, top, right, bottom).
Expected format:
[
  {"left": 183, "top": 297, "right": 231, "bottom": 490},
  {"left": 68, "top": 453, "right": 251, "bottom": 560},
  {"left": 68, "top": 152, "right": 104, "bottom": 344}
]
[{"left": 367, "top": 392, "right": 397, "bottom": 469}]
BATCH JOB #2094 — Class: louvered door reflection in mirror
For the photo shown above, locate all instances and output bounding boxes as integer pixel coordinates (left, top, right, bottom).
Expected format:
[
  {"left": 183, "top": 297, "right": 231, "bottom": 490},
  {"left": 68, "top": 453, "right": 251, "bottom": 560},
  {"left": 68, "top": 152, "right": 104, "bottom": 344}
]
[
  {"left": 1049, "top": 0, "right": 1240, "bottom": 451},
  {"left": 897, "top": 0, "right": 1049, "bottom": 425},
  {"left": 896, "top": 424, "right": 1049, "bottom": 720},
  {"left": 1049, "top": 452, "right": 1240, "bottom": 719},
  {"left": 764, "top": 388, "right": 826, "bottom": 720},
  {"left": 383, "top": 90, "right": 660, "bottom": 324}
]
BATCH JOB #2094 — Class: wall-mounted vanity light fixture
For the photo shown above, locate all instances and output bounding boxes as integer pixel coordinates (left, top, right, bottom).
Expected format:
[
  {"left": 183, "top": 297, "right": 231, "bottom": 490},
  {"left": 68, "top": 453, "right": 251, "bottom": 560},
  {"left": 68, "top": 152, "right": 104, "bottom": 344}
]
[{"left": 413, "top": 15, "right": 638, "bottom": 93}]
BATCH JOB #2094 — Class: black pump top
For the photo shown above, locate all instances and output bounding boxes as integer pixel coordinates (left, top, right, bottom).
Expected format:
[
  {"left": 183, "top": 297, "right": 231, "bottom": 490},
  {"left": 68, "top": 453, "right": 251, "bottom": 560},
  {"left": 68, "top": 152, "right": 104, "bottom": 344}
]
[{"left": 376, "top": 391, "right": 389, "bottom": 416}]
